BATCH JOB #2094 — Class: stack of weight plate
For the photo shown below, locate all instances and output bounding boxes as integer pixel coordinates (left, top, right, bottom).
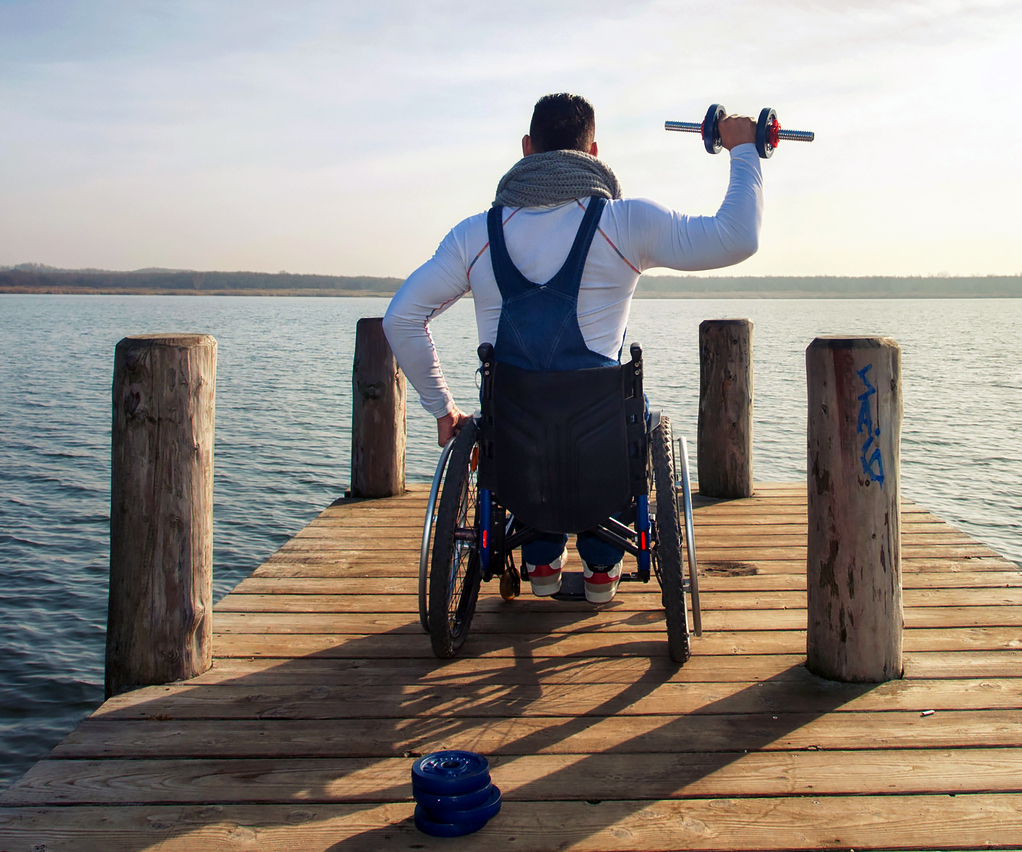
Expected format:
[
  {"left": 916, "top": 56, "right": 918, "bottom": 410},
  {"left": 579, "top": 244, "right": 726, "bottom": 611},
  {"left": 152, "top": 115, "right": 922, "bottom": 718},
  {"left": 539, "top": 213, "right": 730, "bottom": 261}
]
[{"left": 412, "top": 750, "right": 502, "bottom": 837}]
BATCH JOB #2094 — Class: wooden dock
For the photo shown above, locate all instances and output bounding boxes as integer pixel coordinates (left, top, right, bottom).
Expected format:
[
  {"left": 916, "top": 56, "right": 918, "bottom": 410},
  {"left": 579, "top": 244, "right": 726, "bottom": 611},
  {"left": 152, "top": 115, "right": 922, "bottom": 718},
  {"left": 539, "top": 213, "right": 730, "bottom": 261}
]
[{"left": 2, "top": 483, "right": 1021, "bottom": 851}]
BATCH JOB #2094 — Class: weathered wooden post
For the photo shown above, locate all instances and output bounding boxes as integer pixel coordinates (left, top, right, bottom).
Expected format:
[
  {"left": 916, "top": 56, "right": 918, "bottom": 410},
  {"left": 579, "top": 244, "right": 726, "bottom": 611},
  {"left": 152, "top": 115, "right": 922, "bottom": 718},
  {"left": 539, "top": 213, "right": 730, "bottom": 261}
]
[
  {"left": 698, "top": 318, "right": 754, "bottom": 498},
  {"left": 806, "top": 336, "right": 903, "bottom": 683},
  {"left": 106, "top": 334, "right": 216, "bottom": 697},
  {"left": 350, "top": 317, "right": 406, "bottom": 497}
]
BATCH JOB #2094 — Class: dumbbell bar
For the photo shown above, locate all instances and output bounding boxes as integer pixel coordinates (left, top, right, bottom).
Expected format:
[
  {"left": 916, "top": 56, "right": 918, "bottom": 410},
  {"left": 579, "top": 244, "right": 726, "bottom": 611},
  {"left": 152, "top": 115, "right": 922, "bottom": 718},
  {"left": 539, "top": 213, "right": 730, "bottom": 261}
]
[{"left": 665, "top": 104, "right": 814, "bottom": 159}]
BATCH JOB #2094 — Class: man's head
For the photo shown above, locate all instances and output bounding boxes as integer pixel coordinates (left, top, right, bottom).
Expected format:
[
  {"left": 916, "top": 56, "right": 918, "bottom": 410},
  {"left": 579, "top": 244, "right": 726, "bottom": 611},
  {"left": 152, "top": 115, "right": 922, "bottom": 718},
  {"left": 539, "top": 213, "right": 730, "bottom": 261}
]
[{"left": 523, "top": 93, "right": 597, "bottom": 157}]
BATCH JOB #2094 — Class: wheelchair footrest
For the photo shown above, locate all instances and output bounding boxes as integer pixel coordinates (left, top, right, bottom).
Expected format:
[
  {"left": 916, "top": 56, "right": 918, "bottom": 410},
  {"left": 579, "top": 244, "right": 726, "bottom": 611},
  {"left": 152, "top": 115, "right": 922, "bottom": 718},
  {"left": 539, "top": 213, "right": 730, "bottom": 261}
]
[{"left": 551, "top": 572, "right": 587, "bottom": 601}]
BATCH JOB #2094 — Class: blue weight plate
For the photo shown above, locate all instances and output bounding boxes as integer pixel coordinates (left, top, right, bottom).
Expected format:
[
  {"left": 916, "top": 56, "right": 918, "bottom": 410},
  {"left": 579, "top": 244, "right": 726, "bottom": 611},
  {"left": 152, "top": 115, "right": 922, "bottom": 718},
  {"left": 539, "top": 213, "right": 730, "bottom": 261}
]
[
  {"left": 756, "top": 107, "right": 777, "bottom": 159},
  {"left": 414, "top": 803, "right": 491, "bottom": 838},
  {"left": 411, "top": 750, "right": 490, "bottom": 795},
  {"left": 426, "top": 784, "right": 502, "bottom": 825},
  {"left": 413, "top": 780, "right": 493, "bottom": 813},
  {"left": 703, "top": 103, "right": 725, "bottom": 154}
]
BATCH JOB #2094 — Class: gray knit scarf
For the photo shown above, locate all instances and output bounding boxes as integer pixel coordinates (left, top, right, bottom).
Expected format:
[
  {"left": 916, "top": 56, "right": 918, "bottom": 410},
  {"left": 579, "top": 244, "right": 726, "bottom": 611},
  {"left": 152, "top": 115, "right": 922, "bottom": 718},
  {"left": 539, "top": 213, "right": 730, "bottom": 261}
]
[{"left": 493, "top": 149, "right": 622, "bottom": 208}]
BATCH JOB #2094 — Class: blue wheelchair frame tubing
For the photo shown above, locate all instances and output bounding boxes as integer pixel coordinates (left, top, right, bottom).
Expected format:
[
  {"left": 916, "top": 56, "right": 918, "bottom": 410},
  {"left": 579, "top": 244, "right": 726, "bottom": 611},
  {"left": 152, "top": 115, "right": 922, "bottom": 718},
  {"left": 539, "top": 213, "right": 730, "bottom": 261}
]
[
  {"left": 635, "top": 403, "right": 652, "bottom": 575},
  {"left": 479, "top": 488, "right": 493, "bottom": 573},
  {"left": 636, "top": 493, "right": 651, "bottom": 575}
]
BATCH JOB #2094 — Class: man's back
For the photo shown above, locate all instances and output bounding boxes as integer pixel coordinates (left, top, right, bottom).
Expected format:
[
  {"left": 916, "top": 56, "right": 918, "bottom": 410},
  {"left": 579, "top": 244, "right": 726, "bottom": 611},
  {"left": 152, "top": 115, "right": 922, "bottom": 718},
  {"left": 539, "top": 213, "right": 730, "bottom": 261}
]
[{"left": 385, "top": 150, "right": 761, "bottom": 416}]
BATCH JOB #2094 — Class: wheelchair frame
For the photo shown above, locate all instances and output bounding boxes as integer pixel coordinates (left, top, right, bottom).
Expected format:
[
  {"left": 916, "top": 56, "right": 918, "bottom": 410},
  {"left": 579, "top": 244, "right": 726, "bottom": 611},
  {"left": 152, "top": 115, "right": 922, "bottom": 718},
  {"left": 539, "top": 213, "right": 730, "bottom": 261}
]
[{"left": 418, "top": 344, "right": 701, "bottom": 664}]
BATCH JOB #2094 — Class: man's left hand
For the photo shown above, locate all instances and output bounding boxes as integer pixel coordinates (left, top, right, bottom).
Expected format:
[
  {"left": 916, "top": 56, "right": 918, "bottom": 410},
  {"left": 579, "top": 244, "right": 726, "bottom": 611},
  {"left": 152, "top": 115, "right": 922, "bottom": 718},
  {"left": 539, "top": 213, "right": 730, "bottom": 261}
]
[{"left": 437, "top": 407, "right": 472, "bottom": 447}]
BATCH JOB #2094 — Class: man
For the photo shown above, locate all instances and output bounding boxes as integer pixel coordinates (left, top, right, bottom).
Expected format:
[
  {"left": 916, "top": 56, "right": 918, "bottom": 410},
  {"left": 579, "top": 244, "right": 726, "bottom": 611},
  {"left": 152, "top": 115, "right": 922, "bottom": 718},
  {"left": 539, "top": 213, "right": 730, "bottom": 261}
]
[{"left": 384, "top": 93, "right": 761, "bottom": 602}]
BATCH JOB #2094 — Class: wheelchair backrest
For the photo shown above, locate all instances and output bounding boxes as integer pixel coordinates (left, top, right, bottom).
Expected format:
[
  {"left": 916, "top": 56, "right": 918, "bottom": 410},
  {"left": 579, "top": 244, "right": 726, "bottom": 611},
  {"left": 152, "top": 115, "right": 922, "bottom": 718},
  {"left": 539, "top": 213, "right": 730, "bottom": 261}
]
[{"left": 477, "top": 343, "right": 647, "bottom": 533}]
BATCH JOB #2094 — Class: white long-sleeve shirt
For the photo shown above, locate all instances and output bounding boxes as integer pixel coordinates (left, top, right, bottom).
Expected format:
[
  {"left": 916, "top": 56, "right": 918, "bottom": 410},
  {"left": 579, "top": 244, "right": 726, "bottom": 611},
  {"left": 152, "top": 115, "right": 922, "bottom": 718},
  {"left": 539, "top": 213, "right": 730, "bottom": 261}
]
[{"left": 384, "top": 144, "right": 763, "bottom": 417}]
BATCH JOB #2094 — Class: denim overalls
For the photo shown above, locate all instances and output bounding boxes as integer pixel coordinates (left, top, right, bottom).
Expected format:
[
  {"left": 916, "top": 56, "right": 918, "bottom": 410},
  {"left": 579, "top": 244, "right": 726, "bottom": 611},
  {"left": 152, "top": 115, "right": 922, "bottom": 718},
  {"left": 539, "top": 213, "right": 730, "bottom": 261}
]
[{"left": 486, "top": 197, "right": 625, "bottom": 568}]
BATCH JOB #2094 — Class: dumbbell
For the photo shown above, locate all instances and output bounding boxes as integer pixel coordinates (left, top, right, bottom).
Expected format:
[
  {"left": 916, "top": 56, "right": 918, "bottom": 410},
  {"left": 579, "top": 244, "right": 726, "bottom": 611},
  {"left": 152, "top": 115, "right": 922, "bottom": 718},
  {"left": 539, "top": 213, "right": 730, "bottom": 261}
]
[{"left": 665, "top": 104, "right": 814, "bottom": 159}]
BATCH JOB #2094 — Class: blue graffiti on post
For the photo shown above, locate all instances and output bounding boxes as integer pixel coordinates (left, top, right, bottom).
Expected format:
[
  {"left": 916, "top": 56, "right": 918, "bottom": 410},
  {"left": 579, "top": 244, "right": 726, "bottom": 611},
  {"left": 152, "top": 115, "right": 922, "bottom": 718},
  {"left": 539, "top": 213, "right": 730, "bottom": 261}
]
[{"left": 856, "top": 364, "right": 884, "bottom": 487}]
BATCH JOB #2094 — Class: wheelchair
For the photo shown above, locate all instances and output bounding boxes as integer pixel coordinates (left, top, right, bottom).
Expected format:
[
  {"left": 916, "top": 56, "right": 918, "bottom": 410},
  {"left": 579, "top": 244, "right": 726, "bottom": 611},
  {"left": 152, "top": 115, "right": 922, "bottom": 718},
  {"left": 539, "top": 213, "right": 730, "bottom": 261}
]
[{"left": 418, "top": 342, "right": 701, "bottom": 664}]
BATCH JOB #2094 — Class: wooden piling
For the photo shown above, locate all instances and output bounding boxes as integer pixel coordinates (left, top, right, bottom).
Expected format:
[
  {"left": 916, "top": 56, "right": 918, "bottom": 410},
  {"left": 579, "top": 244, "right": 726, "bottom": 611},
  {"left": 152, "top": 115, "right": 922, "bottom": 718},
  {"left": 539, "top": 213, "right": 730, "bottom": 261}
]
[
  {"left": 698, "top": 319, "right": 754, "bottom": 498},
  {"left": 806, "top": 336, "right": 903, "bottom": 683},
  {"left": 350, "top": 317, "right": 406, "bottom": 498},
  {"left": 106, "top": 334, "right": 216, "bottom": 698}
]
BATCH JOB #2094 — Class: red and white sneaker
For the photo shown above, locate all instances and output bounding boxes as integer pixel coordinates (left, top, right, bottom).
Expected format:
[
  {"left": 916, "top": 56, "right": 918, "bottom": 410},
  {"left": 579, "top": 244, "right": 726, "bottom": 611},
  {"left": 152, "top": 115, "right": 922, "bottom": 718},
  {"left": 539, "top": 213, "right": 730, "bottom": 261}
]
[
  {"left": 524, "top": 551, "right": 566, "bottom": 597},
  {"left": 583, "top": 560, "right": 623, "bottom": 603}
]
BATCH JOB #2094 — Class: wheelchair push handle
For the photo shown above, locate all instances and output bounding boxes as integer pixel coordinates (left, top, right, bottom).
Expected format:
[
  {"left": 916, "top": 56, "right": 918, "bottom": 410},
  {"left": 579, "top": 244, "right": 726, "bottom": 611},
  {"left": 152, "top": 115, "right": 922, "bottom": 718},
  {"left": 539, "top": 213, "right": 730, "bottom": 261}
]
[{"left": 478, "top": 342, "right": 495, "bottom": 363}]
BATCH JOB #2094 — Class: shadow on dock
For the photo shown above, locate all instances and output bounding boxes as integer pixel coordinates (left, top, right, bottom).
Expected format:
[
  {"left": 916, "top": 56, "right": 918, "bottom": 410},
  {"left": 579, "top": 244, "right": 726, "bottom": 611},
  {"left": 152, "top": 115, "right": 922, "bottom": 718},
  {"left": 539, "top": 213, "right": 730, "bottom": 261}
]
[
  {"left": 9, "top": 617, "right": 880, "bottom": 851},
  {"left": 5, "top": 483, "right": 1022, "bottom": 850}
]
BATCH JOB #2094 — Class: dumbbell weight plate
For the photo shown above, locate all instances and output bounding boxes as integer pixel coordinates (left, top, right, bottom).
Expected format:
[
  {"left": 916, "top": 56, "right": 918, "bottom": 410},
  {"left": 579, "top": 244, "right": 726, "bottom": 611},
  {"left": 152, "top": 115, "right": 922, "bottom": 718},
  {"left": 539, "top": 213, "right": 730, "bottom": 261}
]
[
  {"left": 414, "top": 802, "right": 492, "bottom": 837},
  {"left": 414, "top": 781, "right": 495, "bottom": 814},
  {"left": 756, "top": 107, "right": 778, "bottom": 159},
  {"left": 412, "top": 750, "right": 491, "bottom": 796},
  {"left": 703, "top": 103, "right": 726, "bottom": 154},
  {"left": 421, "top": 784, "right": 502, "bottom": 824}
]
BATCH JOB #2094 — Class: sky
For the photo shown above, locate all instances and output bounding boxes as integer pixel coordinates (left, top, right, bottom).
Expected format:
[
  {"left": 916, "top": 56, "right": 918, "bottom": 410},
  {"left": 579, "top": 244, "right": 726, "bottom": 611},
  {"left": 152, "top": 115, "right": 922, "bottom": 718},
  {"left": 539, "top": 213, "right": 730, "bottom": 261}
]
[{"left": 1, "top": 0, "right": 1020, "bottom": 279}]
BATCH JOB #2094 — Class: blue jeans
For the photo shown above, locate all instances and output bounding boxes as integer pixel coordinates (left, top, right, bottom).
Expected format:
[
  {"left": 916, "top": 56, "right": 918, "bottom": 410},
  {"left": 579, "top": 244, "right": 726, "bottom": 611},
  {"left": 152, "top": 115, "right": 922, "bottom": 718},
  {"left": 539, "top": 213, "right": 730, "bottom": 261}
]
[{"left": 521, "top": 526, "right": 626, "bottom": 568}]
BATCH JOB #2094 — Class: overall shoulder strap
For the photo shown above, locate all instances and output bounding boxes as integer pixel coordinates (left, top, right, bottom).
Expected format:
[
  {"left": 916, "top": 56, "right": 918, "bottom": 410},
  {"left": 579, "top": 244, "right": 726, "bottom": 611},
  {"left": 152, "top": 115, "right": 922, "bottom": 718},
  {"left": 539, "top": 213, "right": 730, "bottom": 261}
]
[
  {"left": 545, "top": 197, "right": 607, "bottom": 297},
  {"left": 486, "top": 206, "right": 530, "bottom": 298}
]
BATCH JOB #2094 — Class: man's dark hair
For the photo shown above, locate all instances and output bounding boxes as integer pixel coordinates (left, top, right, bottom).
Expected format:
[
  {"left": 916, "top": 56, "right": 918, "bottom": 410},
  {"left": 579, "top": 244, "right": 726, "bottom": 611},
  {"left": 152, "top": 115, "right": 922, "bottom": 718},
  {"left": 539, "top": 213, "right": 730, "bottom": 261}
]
[{"left": 529, "top": 93, "right": 596, "bottom": 154}]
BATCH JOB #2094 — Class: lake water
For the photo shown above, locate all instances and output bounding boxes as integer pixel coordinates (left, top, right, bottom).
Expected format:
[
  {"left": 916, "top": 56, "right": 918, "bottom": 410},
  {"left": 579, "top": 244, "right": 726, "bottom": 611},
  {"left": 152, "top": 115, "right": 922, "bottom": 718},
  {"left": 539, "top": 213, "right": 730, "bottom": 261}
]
[{"left": 1, "top": 294, "right": 1020, "bottom": 791}]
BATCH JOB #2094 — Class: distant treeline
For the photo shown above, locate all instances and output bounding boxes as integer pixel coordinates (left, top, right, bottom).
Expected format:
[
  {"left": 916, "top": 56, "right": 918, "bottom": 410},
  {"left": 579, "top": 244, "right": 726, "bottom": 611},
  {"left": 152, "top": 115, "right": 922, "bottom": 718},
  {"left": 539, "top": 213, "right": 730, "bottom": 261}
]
[
  {"left": 2, "top": 265, "right": 1020, "bottom": 298},
  {"left": 637, "top": 275, "right": 1022, "bottom": 298},
  {"left": 0, "top": 265, "right": 403, "bottom": 295}
]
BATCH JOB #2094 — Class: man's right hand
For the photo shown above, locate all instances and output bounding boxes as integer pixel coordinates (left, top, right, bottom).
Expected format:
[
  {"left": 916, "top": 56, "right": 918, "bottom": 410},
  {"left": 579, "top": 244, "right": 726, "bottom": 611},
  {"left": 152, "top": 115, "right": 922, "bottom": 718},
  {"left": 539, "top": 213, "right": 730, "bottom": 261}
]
[
  {"left": 718, "top": 114, "right": 757, "bottom": 150},
  {"left": 437, "top": 407, "right": 472, "bottom": 447}
]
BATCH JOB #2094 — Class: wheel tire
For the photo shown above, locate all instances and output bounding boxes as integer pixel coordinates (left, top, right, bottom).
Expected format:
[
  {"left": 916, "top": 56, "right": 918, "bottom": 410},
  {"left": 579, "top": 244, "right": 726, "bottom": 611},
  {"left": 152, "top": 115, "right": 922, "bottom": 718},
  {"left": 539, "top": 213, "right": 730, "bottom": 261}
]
[
  {"left": 428, "top": 421, "right": 482, "bottom": 659},
  {"left": 650, "top": 416, "right": 691, "bottom": 663}
]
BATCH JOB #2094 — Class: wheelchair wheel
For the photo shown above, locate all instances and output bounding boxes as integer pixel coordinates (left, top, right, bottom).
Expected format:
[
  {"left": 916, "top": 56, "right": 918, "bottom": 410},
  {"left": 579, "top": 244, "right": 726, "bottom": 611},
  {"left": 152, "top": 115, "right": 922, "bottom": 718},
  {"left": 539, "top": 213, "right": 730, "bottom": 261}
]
[
  {"left": 650, "top": 415, "right": 691, "bottom": 663},
  {"left": 428, "top": 419, "right": 483, "bottom": 659},
  {"left": 419, "top": 436, "right": 459, "bottom": 633}
]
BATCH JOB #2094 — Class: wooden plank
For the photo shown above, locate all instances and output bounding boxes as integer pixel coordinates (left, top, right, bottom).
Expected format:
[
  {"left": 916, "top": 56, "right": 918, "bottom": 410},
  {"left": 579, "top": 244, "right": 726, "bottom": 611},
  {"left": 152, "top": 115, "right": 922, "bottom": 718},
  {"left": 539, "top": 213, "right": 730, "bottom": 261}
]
[
  {"left": 696, "top": 544, "right": 1004, "bottom": 560},
  {"left": 182, "top": 653, "right": 812, "bottom": 686},
  {"left": 165, "top": 649, "right": 1022, "bottom": 685},
  {"left": 259, "top": 512, "right": 988, "bottom": 539},
  {"left": 701, "top": 514, "right": 939, "bottom": 529},
  {"left": 47, "top": 710, "right": 1022, "bottom": 760},
  {"left": 207, "top": 604, "right": 1022, "bottom": 635},
  {"left": 249, "top": 555, "right": 1017, "bottom": 580},
  {"left": 9, "top": 747, "right": 1022, "bottom": 806},
  {"left": 209, "top": 625, "right": 1022, "bottom": 658},
  {"left": 89, "top": 676, "right": 1022, "bottom": 721},
  {"left": 697, "top": 532, "right": 984, "bottom": 548},
  {"left": 229, "top": 569, "right": 1022, "bottom": 596},
  {"left": 270, "top": 539, "right": 945, "bottom": 555},
  {"left": 213, "top": 586, "right": 1022, "bottom": 614},
  {"left": 3, "top": 795, "right": 1022, "bottom": 852}
]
